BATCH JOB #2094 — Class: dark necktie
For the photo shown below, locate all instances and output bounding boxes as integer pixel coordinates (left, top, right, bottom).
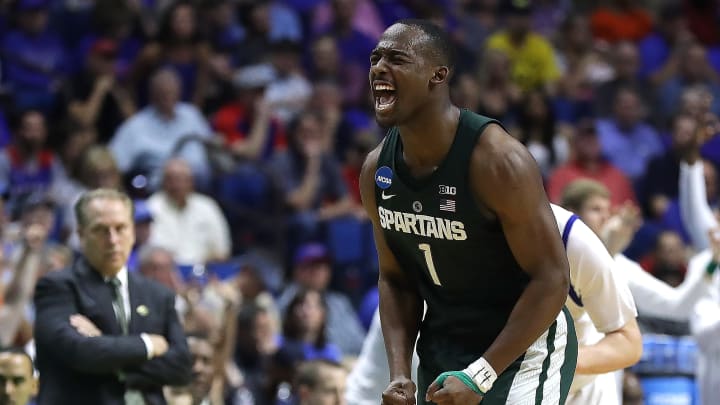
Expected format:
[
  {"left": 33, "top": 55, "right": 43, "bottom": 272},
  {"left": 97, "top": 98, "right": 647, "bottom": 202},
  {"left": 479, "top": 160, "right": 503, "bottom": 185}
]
[{"left": 109, "top": 277, "right": 128, "bottom": 335}]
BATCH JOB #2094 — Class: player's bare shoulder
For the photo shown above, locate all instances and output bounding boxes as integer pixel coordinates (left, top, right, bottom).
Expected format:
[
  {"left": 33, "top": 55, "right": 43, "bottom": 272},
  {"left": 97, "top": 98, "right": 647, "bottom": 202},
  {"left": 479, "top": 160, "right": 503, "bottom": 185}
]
[
  {"left": 469, "top": 123, "right": 545, "bottom": 213},
  {"left": 471, "top": 123, "right": 542, "bottom": 188}
]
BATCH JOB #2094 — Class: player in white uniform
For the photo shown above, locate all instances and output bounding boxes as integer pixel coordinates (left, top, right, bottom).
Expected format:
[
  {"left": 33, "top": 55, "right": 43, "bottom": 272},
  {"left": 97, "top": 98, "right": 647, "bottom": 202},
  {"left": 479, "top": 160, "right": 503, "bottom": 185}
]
[
  {"left": 552, "top": 205, "right": 641, "bottom": 405},
  {"left": 561, "top": 176, "right": 720, "bottom": 404},
  {"left": 345, "top": 203, "right": 641, "bottom": 405},
  {"left": 559, "top": 179, "right": 716, "bottom": 322}
]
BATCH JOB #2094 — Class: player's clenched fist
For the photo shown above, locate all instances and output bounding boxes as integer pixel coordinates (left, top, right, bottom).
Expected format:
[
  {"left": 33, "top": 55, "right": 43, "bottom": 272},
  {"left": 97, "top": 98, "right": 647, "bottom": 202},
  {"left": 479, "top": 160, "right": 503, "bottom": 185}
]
[
  {"left": 382, "top": 377, "right": 416, "bottom": 405},
  {"left": 426, "top": 375, "right": 483, "bottom": 405}
]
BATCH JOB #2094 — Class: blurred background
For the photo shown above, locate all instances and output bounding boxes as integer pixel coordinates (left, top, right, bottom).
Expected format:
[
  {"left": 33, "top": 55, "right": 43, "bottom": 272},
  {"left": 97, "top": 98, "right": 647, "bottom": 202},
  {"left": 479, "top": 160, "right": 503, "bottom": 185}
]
[{"left": 0, "top": 0, "right": 718, "bottom": 404}]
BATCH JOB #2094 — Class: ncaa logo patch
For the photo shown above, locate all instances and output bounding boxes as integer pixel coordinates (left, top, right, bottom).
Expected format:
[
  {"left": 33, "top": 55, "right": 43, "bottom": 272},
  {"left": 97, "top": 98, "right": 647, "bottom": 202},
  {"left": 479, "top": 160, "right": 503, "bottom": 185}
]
[{"left": 375, "top": 166, "right": 393, "bottom": 189}]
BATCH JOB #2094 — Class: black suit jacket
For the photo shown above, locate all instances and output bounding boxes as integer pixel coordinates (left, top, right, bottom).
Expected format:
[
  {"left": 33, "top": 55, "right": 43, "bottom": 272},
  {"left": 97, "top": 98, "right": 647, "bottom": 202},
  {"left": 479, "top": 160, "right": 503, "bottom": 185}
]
[{"left": 33, "top": 257, "right": 192, "bottom": 405}]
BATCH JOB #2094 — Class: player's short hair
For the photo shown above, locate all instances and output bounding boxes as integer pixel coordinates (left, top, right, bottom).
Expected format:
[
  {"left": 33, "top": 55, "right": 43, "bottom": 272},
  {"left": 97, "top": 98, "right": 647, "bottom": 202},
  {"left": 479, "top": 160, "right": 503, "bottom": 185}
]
[
  {"left": 395, "top": 18, "right": 456, "bottom": 71},
  {"left": 560, "top": 179, "right": 610, "bottom": 212}
]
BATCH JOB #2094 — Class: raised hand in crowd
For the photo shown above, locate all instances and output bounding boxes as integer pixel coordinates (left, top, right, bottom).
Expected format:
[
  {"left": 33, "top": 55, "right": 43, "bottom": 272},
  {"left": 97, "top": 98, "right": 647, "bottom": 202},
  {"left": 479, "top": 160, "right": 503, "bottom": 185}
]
[
  {"left": 602, "top": 201, "right": 643, "bottom": 256},
  {"left": 707, "top": 228, "right": 720, "bottom": 266},
  {"left": 0, "top": 221, "right": 51, "bottom": 347},
  {"left": 681, "top": 113, "right": 720, "bottom": 164}
]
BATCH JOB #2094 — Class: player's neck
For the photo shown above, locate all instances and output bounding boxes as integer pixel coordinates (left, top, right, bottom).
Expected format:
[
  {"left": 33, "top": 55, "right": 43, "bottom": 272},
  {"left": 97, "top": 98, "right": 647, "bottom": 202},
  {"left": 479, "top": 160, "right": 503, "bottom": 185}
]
[{"left": 398, "top": 103, "right": 460, "bottom": 169}]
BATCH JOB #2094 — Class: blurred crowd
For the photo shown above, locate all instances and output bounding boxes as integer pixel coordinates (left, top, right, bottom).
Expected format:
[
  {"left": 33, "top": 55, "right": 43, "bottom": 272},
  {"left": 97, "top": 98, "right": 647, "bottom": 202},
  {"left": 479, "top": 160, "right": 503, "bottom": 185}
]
[{"left": 1, "top": 0, "right": 720, "bottom": 404}]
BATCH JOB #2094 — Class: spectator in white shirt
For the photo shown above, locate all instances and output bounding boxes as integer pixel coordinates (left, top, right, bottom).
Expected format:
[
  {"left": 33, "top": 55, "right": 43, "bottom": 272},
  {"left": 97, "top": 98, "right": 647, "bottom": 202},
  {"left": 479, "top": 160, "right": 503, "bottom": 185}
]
[
  {"left": 148, "top": 158, "right": 231, "bottom": 265},
  {"left": 109, "top": 68, "right": 213, "bottom": 191}
]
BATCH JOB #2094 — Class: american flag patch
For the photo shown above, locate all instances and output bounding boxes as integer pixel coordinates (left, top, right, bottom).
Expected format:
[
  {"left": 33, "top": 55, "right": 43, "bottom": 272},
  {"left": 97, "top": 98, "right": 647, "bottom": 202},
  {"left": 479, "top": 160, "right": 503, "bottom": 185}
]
[{"left": 439, "top": 199, "right": 456, "bottom": 212}]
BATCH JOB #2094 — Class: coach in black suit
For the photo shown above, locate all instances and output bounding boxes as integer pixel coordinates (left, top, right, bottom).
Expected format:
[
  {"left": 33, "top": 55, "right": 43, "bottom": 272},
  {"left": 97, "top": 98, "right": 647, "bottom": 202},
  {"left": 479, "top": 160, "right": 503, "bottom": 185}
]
[{"left": 33, "top": 189, "right": 192, "bottom": 405}]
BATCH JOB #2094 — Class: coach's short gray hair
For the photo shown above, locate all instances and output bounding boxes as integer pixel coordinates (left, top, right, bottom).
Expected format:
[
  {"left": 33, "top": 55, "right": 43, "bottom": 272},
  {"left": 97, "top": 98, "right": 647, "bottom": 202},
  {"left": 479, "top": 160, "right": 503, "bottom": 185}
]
[{"left": 74, "top": 188, "right": 133, "bottom": 228}]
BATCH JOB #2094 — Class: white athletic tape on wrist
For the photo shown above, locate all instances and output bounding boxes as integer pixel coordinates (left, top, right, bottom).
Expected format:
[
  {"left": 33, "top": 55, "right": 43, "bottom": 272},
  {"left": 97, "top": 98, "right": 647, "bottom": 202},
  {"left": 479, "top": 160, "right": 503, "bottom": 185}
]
[{"left": 463, "top": 357, "right": 497, "bottom": 394}]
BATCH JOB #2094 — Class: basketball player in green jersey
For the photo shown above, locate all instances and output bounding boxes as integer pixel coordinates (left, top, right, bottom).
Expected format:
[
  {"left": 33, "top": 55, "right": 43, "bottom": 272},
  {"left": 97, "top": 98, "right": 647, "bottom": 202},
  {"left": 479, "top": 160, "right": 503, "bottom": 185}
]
[{"left": 359, "top": 20, "right": 578, "bottom": 405}]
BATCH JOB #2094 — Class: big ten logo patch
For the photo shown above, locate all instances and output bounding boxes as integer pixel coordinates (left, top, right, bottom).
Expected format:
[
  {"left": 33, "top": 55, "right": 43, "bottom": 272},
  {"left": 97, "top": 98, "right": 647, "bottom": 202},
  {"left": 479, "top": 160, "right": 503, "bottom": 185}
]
[{"left": 439, "top": 185, "right": 456, "bottom": 195}]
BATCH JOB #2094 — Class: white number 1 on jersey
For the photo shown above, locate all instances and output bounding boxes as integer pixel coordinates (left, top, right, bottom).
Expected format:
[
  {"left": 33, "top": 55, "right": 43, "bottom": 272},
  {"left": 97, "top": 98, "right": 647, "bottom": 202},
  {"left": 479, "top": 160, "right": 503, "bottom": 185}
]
[{"left": 418, "top": 243, "right": 442, "bottom": 286}]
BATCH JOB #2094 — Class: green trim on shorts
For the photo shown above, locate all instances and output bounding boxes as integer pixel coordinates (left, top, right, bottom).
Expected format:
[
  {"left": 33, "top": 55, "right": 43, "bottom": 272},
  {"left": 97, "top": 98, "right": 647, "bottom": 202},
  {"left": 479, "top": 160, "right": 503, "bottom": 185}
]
[
  {"left": 480, "top": 353, "right": 525, "bottom": 404},
  {"left": 418, "top": 357, "right": 526, "bottom": 405},
  {"left": 534, "top": 318, "right": 558, "bottom": 403},
  {"left": 416, "top": 307, "right": 577, "bottom": 405},
  {"left": 559, "top": 306, "right": 578, "bottom": 404}
]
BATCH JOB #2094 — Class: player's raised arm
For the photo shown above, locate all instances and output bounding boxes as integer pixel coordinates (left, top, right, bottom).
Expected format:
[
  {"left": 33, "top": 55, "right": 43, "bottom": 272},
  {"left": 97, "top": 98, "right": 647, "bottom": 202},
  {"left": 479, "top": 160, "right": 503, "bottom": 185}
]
[
  {"left": 359, "top": 143, "right": 423, "bottom": 405},
  {"left": 470, "top": 124, "right": 573, "bottom": 375}
]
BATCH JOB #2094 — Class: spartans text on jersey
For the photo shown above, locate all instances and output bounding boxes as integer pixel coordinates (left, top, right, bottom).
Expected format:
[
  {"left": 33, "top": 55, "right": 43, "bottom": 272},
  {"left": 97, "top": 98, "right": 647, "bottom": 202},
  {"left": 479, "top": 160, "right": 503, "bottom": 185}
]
[{"left": 378, "top": 206, "right": 467, "bottom": 241}]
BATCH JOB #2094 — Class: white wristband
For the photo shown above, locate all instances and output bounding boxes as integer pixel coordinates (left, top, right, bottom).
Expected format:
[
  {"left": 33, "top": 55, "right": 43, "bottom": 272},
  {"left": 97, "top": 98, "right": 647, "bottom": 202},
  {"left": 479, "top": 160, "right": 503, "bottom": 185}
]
[{"left": 463, "top": 357, "right": 497, "bottom": 394}]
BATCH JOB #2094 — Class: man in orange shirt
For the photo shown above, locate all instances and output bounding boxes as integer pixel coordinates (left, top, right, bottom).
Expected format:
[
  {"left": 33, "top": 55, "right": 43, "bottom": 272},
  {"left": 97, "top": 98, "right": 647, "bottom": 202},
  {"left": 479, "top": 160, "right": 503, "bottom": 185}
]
[{"left": 547, "top": 119, "right": 637, "bottom": 208}]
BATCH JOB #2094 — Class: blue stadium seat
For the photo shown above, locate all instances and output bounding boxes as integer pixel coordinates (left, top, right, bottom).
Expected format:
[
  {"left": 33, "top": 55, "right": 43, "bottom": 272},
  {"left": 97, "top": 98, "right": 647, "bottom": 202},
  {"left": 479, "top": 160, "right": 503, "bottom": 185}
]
[
  {"left": 177, "top": 264, "right": 209, "bottom": 287},
  {"left": 634, "top": 334, "right": 677, "bottom": 374},
  {"left": 707, "top": 46, "right": 720, "bottom": 76},
  {"left": 358, "top": 287, "right": 379, "bottom": 331},
  {"left": 364, "top": 220, "right": 379, "bottom": 272},
  {"left": 326, "top": 217, "right": 365, "bottom": 265},
  {"left": 206, "top": 261, "right": 241, "bottom": 280},
  {"left": 215, "top": 163, "right": 271, "bottom": 209},
  {"left": 640, "top": 377, "right": 696, "bottom": 405},
  {"left": 212, "top": 162, "right": 285, "bottom": 253},
  {"left": 676, "top": 337, "right": 699, "bottom": 375}
]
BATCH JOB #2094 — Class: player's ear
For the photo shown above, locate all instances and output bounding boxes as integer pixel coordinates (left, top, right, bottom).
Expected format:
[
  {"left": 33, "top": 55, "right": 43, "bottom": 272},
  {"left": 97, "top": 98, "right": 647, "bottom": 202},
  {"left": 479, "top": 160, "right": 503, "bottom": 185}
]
[
  {"left": 31, "top": 374, "right": 38, "bottom": 396},
  {"left": 430, "top": 66, "right": 449, "bottom": 85}
]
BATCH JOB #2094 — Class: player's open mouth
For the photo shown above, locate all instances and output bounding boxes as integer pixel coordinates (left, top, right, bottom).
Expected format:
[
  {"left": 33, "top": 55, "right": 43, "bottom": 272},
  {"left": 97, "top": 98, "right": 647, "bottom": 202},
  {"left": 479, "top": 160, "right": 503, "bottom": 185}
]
[{"left": 373, "top": 82, "right": 397, "bottom": 112}]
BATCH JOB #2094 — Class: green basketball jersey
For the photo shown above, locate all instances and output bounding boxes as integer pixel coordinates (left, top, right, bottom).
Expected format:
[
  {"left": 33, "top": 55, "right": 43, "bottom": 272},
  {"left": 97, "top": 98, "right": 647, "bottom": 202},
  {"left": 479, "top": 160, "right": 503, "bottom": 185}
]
[{"left": 374, "top": 110, "right": 530, "bottom": 370}]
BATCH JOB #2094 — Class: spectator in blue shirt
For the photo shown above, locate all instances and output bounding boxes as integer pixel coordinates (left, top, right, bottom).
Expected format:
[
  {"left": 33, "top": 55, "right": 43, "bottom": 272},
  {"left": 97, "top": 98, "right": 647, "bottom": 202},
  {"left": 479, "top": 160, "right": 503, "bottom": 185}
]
[
  {"left": 0, "top": 109, "right": 11, "bottom": 148},
  {"left": 73, "top": 4, "right": 143, "bottom": 80},
  {"left": 2, "top": 0, "right": 66, "bottom": 113},
  {"left": 0, "top": 110, "right": 62, "bottom": 218},
  {"left": 655, "top": 42, "right": 720, "bottom": 122},
  {"left": 596, "top": 87, "right": 664, "bottom": 181},
  {"left": 131, "top": 0, "right": 211, "bottom": 108},
  {"left": 637, "top": 3, "right": 693, "bottom": 82},
  {"left": 314, "top": 0, "right": 375, "bottom": 107}
]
